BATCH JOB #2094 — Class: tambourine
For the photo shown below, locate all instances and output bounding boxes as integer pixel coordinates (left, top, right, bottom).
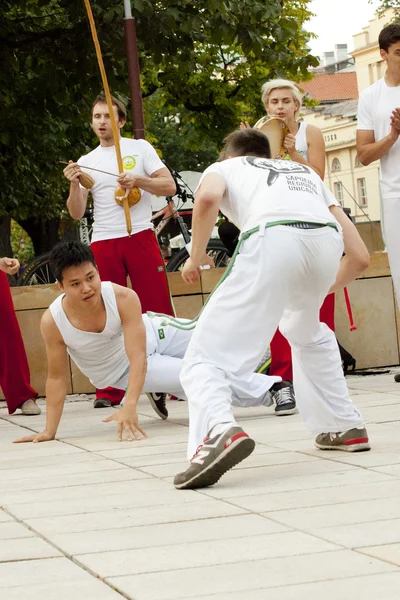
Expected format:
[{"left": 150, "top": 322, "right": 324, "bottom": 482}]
[{"left": 253, "top": 115, "right": 290, "bottom": 159}]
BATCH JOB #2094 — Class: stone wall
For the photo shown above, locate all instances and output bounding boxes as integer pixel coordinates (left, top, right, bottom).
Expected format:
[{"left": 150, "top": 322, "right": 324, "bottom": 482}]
[{"left": 3, "top": 254, "right": 399, "bottom": 398}]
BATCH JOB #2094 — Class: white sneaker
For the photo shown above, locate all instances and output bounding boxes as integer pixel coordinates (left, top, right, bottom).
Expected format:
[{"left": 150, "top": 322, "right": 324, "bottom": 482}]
[{"left": 20, "top": 399, "right": 41, "bottom": 415}]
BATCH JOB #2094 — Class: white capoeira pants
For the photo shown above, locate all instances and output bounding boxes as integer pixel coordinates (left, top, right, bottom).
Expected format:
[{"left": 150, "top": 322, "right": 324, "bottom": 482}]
[
  {"left": 381, "top": 196, "right": 400, "bottom": 308},
  {"left": 180, "top": 225, "right": 365, "bottom": 459},
  {"left": 115, "top": 315, "right": 279, "bottom": 408}
]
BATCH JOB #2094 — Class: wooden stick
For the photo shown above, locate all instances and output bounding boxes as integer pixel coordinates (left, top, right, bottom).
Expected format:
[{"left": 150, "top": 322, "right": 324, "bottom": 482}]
[
  {"left": 83, "top": 0, "right": 132, "bottom": 235},
  {"left": 59, "top": 161, "right": 119, "bottom": 178}
]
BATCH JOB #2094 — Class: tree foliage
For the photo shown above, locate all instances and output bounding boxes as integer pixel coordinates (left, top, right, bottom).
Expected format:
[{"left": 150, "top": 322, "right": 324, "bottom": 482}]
[
  {"left": 0, "top": 0, "right": 317, "bottom": 256},
  {"left": 374, "top": 0, "right": 400, "bottom": 19}
]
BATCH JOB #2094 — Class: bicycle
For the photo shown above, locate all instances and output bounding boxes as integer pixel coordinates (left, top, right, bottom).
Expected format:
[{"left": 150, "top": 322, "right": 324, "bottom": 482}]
[
  {"left": 17, "top": 167, "right": 230, "bottom": 285},
  {"left": 154, "top": 166, "right": 230, "bottom": 272}
]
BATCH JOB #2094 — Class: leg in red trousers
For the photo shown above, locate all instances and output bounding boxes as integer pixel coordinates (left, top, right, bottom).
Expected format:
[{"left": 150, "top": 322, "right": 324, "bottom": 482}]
[
  {"left": 91, "top": 238, "right": 130, "bottom": 406},
  {"left": 90, "top": 232, "right": 174, "bottom": 406},
  {"left": 121, "top": 230, "right": 174, "bottom": 315},
  {"left": 0, "top": 271, "right": 38, "bottom": 414}
]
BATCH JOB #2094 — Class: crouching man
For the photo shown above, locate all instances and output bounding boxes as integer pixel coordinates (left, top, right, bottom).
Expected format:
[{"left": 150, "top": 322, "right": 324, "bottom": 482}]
[{"left": 14, "top": 241, "right": 278, "bottom": 444}]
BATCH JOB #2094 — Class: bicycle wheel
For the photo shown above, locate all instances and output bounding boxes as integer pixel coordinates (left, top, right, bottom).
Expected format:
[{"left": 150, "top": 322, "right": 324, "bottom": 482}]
[
  {"left": 17, "top": 253, "right": 56, "bottom": 286},
  {"left": 166, "top": 239, "right": 230, "bottom": 272}
]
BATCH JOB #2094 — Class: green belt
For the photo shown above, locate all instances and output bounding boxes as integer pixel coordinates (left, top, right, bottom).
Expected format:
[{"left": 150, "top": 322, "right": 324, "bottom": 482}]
[{"left": 147, "top": 219, "right": 339, "bottom": 330}]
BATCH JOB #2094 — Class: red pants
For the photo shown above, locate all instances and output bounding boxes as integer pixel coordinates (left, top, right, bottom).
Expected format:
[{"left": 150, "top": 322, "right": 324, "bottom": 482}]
[
  {"left": 0, "top": 271, "right": 38, "bottom": 413},
  {"left": 91, "top": 229, "right": 174, "bottom": 403},
  {"left": 270, "top": 293, "right": 335, "bottom": 382}
]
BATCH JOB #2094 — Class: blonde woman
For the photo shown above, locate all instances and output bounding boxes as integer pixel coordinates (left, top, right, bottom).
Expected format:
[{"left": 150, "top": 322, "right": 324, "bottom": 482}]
[
  {"left": 241, "top": 79, "right": 326, "bottom": 177},
  {"left": 260, "top": 79, "right": 326, "bottom": 178}
]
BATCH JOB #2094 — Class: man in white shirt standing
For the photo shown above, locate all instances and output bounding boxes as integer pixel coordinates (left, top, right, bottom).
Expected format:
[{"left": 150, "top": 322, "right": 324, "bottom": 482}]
[
  {"left": 173, "top": 128, "right": 370, "bottom": 490},
  {"left": 357, "top": 23, "right": 400, "bottom": 384},
  {"left": 63, "top": 94, "right": 176, "bottom": 409}
]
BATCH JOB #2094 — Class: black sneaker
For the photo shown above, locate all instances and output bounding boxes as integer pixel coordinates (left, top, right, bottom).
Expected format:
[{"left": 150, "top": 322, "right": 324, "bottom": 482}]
[
  {"left": 147, "top": 393, "right": 168, "bottom": 420},
  {"left": 174, "top": 426, "right": 255, "bottom": 490},
  {"left": 270, "top": 381, "right": 296, "bottom": 416},
  {"left": 93, "top": 397, "right": 112, "bottom": 408}
]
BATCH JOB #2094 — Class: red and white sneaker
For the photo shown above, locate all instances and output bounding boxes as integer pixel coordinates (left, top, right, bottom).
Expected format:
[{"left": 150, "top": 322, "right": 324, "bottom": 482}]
[
  {"left": 174, "top": 426, "right": 255, "bottom": 490},
  {"left": 315, "top": 427, "right": 371, "bottom": 452}
]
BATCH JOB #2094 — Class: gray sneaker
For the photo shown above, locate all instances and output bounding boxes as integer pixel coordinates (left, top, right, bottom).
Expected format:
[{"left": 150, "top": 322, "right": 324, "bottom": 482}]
[
  {"left": 174, "top": 426, "right": 255, "bottom": 490},
  {"left": 315, "top": 427, "right": 371, "bottom": 452}
]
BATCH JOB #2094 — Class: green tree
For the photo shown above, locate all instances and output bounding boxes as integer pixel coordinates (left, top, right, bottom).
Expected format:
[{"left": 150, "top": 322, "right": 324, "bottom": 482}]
[
  {"left": 374, "top": 1, "right": 400, "bottom": 18},
  {"left": 0, "top": 0, "right": 317, "bottom": 259}
]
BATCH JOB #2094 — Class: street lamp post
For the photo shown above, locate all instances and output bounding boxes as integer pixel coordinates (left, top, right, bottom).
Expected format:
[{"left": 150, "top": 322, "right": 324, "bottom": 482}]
[{"left": 123, "top": 0, "right": 145, "bottom": 139}]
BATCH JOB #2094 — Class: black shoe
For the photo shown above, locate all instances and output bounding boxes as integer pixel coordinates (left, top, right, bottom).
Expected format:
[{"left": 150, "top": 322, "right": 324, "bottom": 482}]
[
  {"left": 174, "top": 426, "right": 255, "bottom": 490},
  {"left": 147, "top": 393, "right": 168, "bottom": 420},
  {"left": 394, "top": 373, "right": 400, "bottom": 383},
  {"left": 93, "top": 397, "right": 112, "bottom": 408},
  {"left": 270, "top": 381, "right": 296, "bottom": 416}
]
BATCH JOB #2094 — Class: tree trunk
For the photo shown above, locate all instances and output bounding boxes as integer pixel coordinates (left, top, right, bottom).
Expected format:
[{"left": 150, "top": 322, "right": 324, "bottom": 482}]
[
  {"left": 0, "top": 214, "right": 13, "bottom": 258},
  {"left": 17, "top": 217, "right": 61, "bottom": 257},
  {"left": 0, "top": 215, "right": 17, "bottom": 286}
]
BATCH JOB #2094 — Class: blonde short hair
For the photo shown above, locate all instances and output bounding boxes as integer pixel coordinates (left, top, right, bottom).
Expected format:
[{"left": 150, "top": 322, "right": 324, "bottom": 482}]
[{"left": 261, "top": 79, "right": 303, "bottom": 120}]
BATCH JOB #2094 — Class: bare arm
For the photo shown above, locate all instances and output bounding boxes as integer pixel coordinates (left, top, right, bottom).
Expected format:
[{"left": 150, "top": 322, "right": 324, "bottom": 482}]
[
  {"left": 328, "top": 206, "right": 370, "bottom": 293},
  {"left": 182, "top": 172, "right": 225, "bottom": 284},
  {"left": 64, "top": 161, "right": 89, "bottom": 220},
  {"left": 14, "top": 311, "right": 69, "bottom": 443},
  {"left": 103, "top": 287, "right": 147, "bottom": 441},
  {"left": 286, "top": 125, "right": 325, "bottom": 179},
  {"left": 117, "top": 167, "right": 176, "bottom": 197},
  {"left": 356, "top": 126, "right": 399, "bottom": 166}
]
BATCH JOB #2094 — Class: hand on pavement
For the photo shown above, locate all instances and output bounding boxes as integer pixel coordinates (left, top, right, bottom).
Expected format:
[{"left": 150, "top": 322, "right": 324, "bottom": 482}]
[
  {"left": 103, "top": 407, "right": 147, "bottom": 442},
  {"left": 13, "top": 431, "right": 55, "bottom": 444}
]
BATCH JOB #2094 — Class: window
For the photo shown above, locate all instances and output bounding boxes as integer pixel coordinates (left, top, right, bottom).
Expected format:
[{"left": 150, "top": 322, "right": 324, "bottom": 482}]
[
  {"left": 333, "top": 181, "right": 344, "bottom": 206},
  {"left": 357, "top": 177, "right": 368, "bottom": 206},
  {"left": 332, "top": 158, "right": 341, "bottom": 172},
  {"left": 355, "top": 156, "right": 362, "bottom": 168}
]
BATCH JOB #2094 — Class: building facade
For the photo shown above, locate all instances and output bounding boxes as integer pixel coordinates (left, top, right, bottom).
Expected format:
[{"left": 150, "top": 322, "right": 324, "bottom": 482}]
[{"left": 302, "top": 9, "right": 395, "bottom": 247}]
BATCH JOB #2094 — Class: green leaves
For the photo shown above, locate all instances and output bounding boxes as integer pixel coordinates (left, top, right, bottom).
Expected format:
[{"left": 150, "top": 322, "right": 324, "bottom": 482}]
[{"left": 0, "top": 0, "right": 317, "bottom": 252}]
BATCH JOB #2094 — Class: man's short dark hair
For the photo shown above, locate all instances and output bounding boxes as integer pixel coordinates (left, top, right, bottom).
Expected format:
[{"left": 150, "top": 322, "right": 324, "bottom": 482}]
[
  {"left": 379, "top": 23, "right": 400, "bottom": 52},
  {"left": 91, "top": 94, "right": 127, "bottom": 122},
  {"left": 221, "top": 129, "right": 272, "bottom": 160},
  {"left": 49, "top": 241, "right": 97, "bottom": 283}
]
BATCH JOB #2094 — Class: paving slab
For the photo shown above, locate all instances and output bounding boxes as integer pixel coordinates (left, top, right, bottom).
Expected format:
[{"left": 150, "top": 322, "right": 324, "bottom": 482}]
[
  {"left": 107, "top": 550, "right": 397, "bottom": 600},
  {"left": 0, "top": 374, "right": 400, "bottom": 599}
]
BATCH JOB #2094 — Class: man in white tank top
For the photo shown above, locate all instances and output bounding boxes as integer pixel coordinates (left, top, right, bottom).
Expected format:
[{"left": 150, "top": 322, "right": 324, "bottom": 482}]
[{"left": 14, "top": 242, "right": 279, "bottom": 444}]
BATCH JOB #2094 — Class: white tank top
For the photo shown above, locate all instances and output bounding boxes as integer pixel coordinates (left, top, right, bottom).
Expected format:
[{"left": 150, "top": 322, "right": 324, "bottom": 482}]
[
  {"left": 49, "top": 281, "right": 157, "bottom": 389},
  {"left": 295, "top": 122, "right": 308, "bottom": 161}
]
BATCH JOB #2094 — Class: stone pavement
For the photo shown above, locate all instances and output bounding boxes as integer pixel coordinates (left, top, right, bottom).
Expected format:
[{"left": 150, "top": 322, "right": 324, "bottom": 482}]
[{"left": 1, "top": 371, "right": 400, "bottom": 599}]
